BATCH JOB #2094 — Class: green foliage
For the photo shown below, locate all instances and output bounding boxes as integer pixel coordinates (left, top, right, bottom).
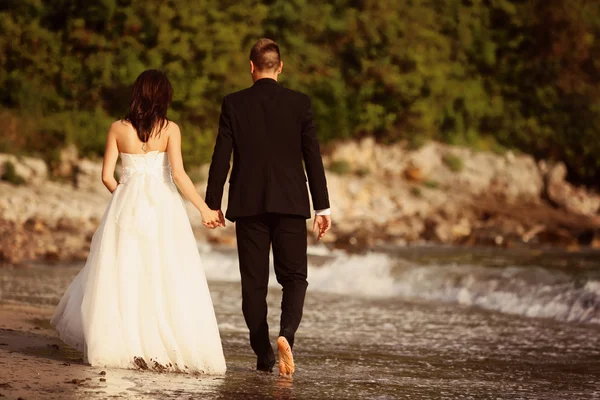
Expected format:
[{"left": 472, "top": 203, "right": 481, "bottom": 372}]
[
  {"left": 0, "top": 0, "right": 265, "bottom": 166},
  {"left": 328, "top": 160, "right": 351, "bottom": 175},
  {"left": 423, "top": 180, "right": 440, "bottom": 189},
  {"left": 408, "top": 135, "right": 429, "bottom": 151},
  {"left": 410, "top": 187, "right": 422, "bottom": 198},
  {"left": 1, "top": 161, "right": 26, "bottom": 185},
  {"left": 356, "top": 167, "right": 371, "bottom": 177},
  {"left": 472, "top": 136, "right": 507, "bottom": 155},
  {"left": 442, "top": 154, "right": 465, "bottom": 173},
  {"left": 0, "top": 0, "right": 599, "bottom": 184}
]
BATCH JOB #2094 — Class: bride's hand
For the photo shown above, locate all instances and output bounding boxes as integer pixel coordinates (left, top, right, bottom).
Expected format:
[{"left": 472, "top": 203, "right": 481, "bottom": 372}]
[{"left": 201, "top": 208, "right": 223, "bottom": 229}]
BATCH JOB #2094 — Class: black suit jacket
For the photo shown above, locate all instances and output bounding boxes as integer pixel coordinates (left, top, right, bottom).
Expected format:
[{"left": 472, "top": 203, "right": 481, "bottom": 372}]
[{"left": 205, "top": 78, "right": 330, "bottom": 222}]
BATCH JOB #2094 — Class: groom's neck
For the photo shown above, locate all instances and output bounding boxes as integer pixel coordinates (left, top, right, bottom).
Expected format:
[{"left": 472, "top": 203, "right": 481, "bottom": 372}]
[{"left": 252, "top": 73, "right": 279, "bottom": 82}]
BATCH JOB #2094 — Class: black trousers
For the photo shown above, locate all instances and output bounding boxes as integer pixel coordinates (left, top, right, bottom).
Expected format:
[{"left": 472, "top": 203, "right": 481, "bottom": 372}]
[{"left": 235, "top": 213, "right": 308, "bottom": 366}]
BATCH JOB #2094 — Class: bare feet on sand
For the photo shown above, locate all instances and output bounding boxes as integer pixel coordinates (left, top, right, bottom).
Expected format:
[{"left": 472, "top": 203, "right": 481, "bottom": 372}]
[{"left": 277, "top": 336, "right": 295, "bottom": 379}]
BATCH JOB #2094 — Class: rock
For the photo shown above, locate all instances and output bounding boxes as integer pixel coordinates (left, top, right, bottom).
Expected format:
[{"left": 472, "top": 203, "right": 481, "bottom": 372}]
[
  {"left": 55, "top": 144, "right": 79, "bottom": 179},
  {"left": 2, "top": 139, "right": 600, "bottom": 262},
  {"left": 0, "top": 153, "right": 48, "bottom": 184},
  {"left": 385, "top": 216, "right": 425, "bottom": 241},
  {"left": 423, "top": 217, "right": 450, "bottom": 243},
  {"left": 403, "top": 164, "right": 424, "bottom": 182},
  {"left": 76, "top": 159, "right": 105, "bottom": 192},
  {"left": 451, "top": 218, "right": 472, "bottom": 239},
  {"left": 591, "top": 233, "right": 600, "bottom": 249},
  {"left": 493, "top": 155, "right": 544, "bottom": 200},
  {"left": 23, "top": 217, "right": 47, "bottom": 234},
  {"left": 402, "top": 144, "right": 441, "bottom": 181},
  {"left": 505, "top": 150, "right": 516, "bottom": 163},
  {"left": 545, "top": 162, "right": 600, "bottom": 216},
  {"left": 385, "top": 220, "right": 406, "bottom": 237},
  {"left": 370, "top": 195, "right": 398, "bottom": 224},
  {"left": 0, "top": 216, "right": 96, "bottom": 265},
  {"left": 522, "top": 224, "right": 545, "bottom": 243},
  {"left": 545, "top": 162, "right": 569, "bottom": 205},
  {"left": 44, "top": 245, "right": 60, "bottom": 261},
  {"left": 328, "top": 137, "right": 406, "bottom": 176}
]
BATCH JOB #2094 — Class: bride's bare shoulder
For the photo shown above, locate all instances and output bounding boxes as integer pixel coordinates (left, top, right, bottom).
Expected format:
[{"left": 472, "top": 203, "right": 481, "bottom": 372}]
[
  {"left": 165, "top": 120, "right": 181, "bottom": 136},
  {"left": 108, "top": 119, "right": 133, "bottom": 135}
]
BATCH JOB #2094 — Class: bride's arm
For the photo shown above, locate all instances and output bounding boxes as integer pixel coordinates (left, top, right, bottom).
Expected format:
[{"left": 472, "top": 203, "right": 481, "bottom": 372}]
[
  {"left": 101, "top": 123, "right": 119, "bottom": 193},
  {"left": 167, "top": 124, "right": 223, "bottom": 229}
]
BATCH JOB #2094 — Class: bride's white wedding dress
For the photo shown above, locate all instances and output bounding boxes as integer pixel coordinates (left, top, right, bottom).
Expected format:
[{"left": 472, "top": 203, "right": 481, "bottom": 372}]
[{"left": 51, "top": 151, "right": 226, "bottom": 374}]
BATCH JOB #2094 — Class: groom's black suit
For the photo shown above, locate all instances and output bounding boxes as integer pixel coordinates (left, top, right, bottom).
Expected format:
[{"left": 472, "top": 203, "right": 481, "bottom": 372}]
[{"left": 206, "top": 78, "right": 330, "bottom": 369}]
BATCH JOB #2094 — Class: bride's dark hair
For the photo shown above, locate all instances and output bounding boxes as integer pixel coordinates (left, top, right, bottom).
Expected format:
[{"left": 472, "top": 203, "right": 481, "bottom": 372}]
[{"left": 124, "top": 69, "right": 173, "bottom": 143}]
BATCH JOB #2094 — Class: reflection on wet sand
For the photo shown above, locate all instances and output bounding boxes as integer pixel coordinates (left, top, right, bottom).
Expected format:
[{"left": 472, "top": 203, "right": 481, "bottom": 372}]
[
  {"left": 0, "top": 304, "right": 294, "bottom": 400},
  {"left": 2, "top": 260, "right": 600, "bottom": 399},
  {"left": 273, "top": 377, "right": 294, "bottom": 399},
  {"left": 211, "top": 371, "right": 297, "bottom": 400}
]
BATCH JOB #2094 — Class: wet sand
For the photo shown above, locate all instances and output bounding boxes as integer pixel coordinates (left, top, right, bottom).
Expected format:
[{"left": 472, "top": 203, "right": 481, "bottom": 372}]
[
  {"left": 0, "top": 303, "right": 296, "bottom": 400},
  {"left": 2, "top": 255, "right": 600, "bottom": 399}
]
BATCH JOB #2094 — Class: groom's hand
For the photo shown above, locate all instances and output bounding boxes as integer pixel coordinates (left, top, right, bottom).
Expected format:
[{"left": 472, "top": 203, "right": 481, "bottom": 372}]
[
  {"left": 217, "top": 210, "right": 226, "bottom": 227},
  {"left": 201, "top": 208, "right": 224, "bottom": 229},
  {"left": 313, "top": 215, "right": 332, "bottom": 241}
]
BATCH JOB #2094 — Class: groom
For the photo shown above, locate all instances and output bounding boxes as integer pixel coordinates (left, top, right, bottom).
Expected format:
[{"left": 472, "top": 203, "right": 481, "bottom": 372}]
[{"left": 205, "top": 38, "right": 331, "bottom": 377}]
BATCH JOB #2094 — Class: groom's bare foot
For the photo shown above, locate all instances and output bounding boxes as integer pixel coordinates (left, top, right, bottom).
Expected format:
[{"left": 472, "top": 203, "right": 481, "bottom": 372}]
[{"left": 277, "top": 336, "right": 295, "bottom": 379}]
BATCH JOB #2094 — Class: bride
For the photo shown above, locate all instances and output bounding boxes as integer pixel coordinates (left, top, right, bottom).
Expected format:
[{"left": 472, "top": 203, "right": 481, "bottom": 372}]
[{"left": 51, "top": 70, "right": 227, "bottom": 374}]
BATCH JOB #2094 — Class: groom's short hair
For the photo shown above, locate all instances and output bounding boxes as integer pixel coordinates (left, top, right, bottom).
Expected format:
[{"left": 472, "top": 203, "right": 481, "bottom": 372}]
[{"left": 250, "top": 38, "right": 281, "bottom": 71}]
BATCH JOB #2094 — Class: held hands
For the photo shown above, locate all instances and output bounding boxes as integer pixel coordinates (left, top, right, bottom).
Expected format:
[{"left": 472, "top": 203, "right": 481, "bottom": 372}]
[
  {"left": 313, "top": 215, "right": 332, "bottom": 241},
  {"left": 201, "top": 208, "right": 226, "bottom": 229}
]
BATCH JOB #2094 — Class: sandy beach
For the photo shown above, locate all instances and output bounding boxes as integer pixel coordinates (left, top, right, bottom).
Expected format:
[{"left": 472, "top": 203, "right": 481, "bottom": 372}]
[
  {"left": 0, "top": 302, "right": 296, "bottom": 400},
  {"left": 2, "top": 247, "right": 600, "bottom": 399}
]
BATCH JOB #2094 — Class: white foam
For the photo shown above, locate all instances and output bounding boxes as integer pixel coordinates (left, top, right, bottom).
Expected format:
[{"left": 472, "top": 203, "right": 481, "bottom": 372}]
[
  {"left": 201, "top": 247, "right": 400, "bottom": 298},
  {"left": 200, "top": 249, "right": 241, "bottom": 282},
  {"left": 199, "top": 245, "right": 600, "bottom": 325},
  {"left": 307, "top": 252, "right": 399, "bottom": 297}
]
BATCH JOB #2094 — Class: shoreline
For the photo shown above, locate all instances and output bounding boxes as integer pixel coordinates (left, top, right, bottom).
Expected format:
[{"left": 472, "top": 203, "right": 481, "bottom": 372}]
[
  {"left": 0, "top": 303, "right": 236, "bottom": 400},
  {"left": 2, "top": 273, "right": 600, "bottom": 399}
]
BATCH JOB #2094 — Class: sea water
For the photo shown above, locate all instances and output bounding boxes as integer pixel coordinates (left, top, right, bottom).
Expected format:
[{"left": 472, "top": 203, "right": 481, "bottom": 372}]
[{"left": 1, "top": 245, "right": 599, "bottom": 399}]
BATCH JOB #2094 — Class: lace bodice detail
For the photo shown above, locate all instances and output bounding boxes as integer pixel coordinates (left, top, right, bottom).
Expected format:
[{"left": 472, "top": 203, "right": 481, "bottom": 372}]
[{"left": 119, "top": 151, "right": 173, "bottom": 184}]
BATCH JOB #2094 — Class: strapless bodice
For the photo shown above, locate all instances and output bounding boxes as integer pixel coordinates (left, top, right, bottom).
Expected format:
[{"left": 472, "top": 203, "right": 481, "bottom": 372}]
[{"left": 119, "top": 151, "right": 173, "bottom": 184}]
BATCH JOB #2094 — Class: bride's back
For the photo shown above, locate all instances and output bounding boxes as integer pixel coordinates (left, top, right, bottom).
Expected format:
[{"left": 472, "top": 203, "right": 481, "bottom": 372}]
[{"left": 113, "top": 120, "right": 171, "bottom": 155}]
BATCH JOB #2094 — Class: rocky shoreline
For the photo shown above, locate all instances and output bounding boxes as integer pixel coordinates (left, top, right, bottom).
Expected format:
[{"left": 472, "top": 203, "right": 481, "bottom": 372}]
[{"left": 1, "top": 140, "right": 600, "bottom": 265}]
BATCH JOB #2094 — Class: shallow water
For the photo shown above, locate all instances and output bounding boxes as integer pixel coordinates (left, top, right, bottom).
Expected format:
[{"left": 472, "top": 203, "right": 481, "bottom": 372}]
[{"left": 1, "top": 245, "right": 600, "bottom": 399}]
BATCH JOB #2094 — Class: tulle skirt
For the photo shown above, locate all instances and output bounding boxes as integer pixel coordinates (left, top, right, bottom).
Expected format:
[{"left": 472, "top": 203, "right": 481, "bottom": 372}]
[{"left": 51, "top": 178, "right": 226, "bottom": 374}]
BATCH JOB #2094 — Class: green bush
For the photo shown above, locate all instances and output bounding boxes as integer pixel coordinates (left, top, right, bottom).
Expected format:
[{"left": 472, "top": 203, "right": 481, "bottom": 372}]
[
  {"left": 472, "top": 136, "right": 507, "bottom": 155},
  {"left": 423, "top": 180, "right": 440, "bottom": 189},
  {"left": 1, "top": 161, "right": 26, "bottom": 185},
  {"left": 442, "top": 154, "right": 465, "bottom": 173},
  {"left": 328, "top": 160, "right": 351, "bottom": 175},
  {"left": 0, "top": 0, "right": 599, "bottom": 184},
  {"left": 410, "top": 187, "right": 422, "bottom": 197},
  {"left": 407, "top": 135, "right": 429, "bottom": 151},
  {"left": 356, "top": 167, "right": 371, "bottom": 177}
]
